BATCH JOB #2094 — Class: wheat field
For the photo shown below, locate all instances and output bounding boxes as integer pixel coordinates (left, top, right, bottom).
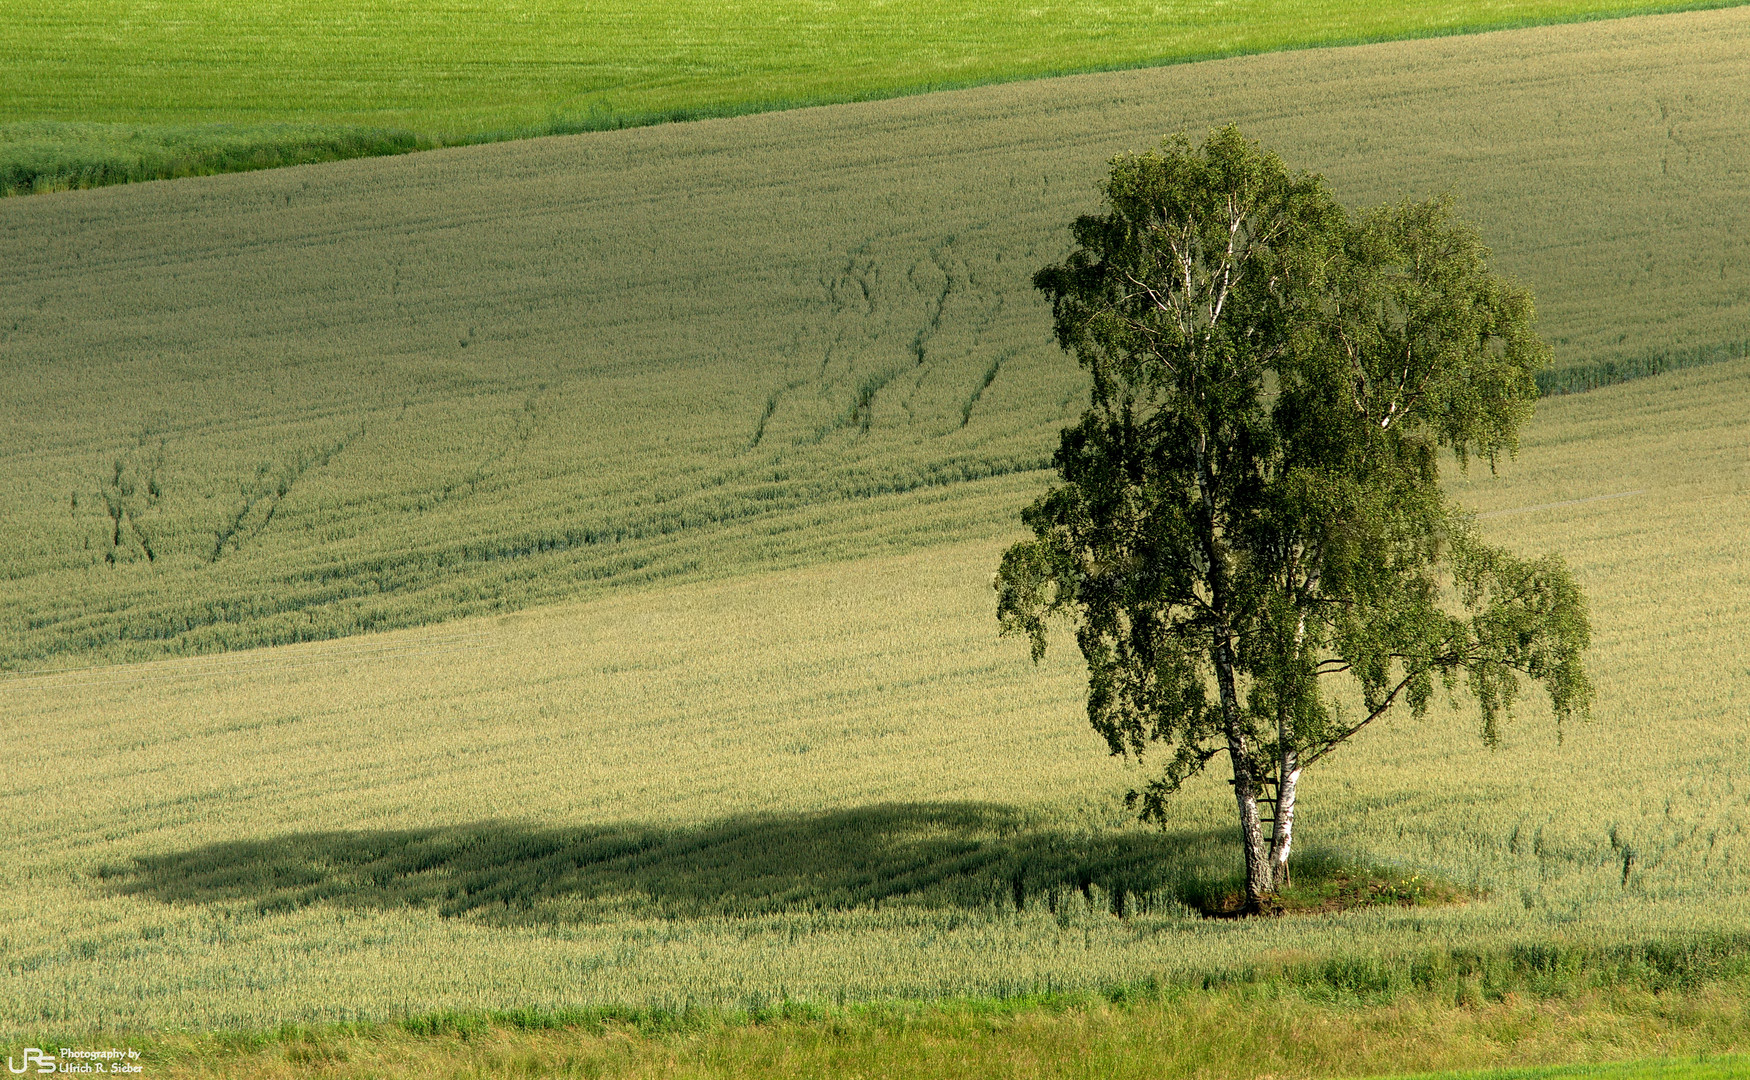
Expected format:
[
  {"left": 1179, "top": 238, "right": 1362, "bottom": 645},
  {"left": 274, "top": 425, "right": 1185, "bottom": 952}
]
[
  {"left": 4, "top": 354, "right": 1749, "bottom": 1032},
  {"left": 5, "top": 3, "right": 1750, "bottom": 1051},
  {"left": 4, "top": 8, "right": 1749, "bottom": 675}
]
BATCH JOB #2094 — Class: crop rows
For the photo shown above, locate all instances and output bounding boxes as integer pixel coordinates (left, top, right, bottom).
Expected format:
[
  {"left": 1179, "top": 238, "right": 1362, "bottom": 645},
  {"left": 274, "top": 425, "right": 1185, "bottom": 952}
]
[
  {"left": 3, "top": 9, "right": 1748, "bottom": 673},
  {"left": 5, "top": 353, "right": 1750, "bottom": 1030}
]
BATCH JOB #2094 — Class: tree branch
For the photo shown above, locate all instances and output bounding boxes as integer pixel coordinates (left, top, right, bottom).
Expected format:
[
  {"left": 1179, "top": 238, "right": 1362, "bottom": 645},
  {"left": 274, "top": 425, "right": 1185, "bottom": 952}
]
[{"left": 1299, "top": 668, "right": 1419, "bottom": 769}]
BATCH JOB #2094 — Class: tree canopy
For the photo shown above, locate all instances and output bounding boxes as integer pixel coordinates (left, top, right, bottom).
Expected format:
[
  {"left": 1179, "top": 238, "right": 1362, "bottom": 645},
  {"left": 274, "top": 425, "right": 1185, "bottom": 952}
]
[{"left": 996, "top": 127, "right": 1591, "bottom": 912}]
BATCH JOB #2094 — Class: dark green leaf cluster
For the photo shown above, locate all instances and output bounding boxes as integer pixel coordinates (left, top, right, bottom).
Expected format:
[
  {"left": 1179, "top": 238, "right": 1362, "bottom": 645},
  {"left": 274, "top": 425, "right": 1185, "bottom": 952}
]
[{"left": 997, "top": 127, "right": 1590, "bottom": 822}]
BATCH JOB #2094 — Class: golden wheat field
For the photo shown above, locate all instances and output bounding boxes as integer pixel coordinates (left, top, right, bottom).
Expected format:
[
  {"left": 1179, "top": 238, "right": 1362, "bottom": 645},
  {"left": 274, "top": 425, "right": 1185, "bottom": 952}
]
[
  {"left": 3, "top": 8, "right": 1749, "bottom": 672},
  {"left": 4, "top": 352, "right": 1750, "bottom": 1031}
]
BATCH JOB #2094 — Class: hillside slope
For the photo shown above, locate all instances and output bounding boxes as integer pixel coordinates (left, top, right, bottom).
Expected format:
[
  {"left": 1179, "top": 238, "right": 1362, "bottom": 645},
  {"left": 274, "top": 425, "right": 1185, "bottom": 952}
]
[
  {"left": 3, "top": 0, "right": 1738, "bottom": 193},
  {"left": 4, "top": 355, "right": 1749, "bottom": 1029},
  {"left": 3, "top": 7, "right": 1749, "bottom": 669}
]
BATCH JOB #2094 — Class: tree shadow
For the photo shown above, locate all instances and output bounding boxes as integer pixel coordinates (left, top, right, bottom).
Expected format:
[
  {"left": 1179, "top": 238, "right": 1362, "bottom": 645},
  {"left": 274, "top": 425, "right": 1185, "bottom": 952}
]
[{"left": 97, "top": 802, "right": 1245, "bottom": 925}]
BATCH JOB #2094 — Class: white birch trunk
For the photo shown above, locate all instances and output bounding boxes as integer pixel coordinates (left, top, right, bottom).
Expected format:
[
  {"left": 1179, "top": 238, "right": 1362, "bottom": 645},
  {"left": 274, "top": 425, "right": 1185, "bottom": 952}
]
[
  {"left": 1269, "top": 752, "right": 1301, "bottom": 891},
  {"left": 1215, "top": 635, "right": 1270, "bottom": 911},
  {"left": 1194, "top": 429, "right": 1270, "bottom": 912}
]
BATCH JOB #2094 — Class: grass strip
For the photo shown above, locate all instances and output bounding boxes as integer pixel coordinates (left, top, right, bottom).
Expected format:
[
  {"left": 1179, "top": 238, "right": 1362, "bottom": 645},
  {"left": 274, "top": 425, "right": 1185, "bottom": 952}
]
[
  {"left": 9, "top": 969, "right": 1748, "bottom": 1079},
  {"left": 1538, "top": 342, "right": 1750, "bottom": 396},
  {"left": 0, "top": 123, "right": 431, "bottom": 196},
  {"left": 5, "top": 0, "right": 1750, "bottom": 195}
]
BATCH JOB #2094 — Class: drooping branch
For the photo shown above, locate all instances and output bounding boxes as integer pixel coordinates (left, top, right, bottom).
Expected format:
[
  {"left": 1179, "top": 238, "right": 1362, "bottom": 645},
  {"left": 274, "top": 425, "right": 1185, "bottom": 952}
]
[{"left": 1299, "top": 668, "right": 1420, "bottom": 770}]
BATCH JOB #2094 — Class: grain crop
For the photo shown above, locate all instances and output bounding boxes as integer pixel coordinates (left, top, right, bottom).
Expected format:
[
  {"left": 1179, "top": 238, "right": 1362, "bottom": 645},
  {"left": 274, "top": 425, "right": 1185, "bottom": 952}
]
[
  {"left": 3, "top": 354, "right": 1750, "bottom": 1031},
  {"left": 3, "top": 8, "right": 1748, "bottom": 673}
]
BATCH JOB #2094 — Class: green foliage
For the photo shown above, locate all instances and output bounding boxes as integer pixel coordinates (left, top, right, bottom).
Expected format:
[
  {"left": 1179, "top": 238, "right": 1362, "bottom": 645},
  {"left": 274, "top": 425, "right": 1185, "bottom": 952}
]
[
  {"left": 999, "top": 128, "right": 1589, "bottom": 905},
  {"left": 1000, "top": 126, "right": 1339, "bottom": 780},
  {"left": 2, "top": 0, "right": 1740, "bottom": 195}
]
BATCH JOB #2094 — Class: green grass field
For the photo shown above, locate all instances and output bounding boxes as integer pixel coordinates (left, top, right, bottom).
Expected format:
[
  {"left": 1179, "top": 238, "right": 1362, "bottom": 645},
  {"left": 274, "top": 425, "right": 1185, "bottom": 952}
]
[
  {"left": 4, "top": 7, "right": 1749, "bottom": 676},
  {"left": 4, "top": 0, "right": 1746, "bottom": 193}
]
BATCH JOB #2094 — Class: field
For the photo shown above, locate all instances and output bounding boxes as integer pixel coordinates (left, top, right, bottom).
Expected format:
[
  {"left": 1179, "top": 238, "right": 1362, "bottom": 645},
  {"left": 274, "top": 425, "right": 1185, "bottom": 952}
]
[
  {"left": 4, "top": 348, "right": 1750, "bottom": 1061},
  {"left": 5, "top": 7, "right": 1750, "bottom": 676},
  {"left": 3, "top": 0, "right": 1745, "bottom": 194},
  {"left": 7, "top": 4, "right": 1750, "bottom": 1076}
]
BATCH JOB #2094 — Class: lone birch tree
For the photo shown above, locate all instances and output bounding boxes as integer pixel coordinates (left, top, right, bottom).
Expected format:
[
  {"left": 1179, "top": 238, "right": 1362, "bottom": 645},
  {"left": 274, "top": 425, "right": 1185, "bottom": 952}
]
[{"left": 995, "top": 128, "right": 1592, "bottom": 913}]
